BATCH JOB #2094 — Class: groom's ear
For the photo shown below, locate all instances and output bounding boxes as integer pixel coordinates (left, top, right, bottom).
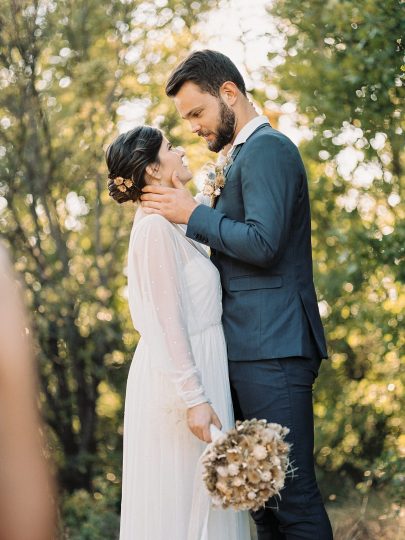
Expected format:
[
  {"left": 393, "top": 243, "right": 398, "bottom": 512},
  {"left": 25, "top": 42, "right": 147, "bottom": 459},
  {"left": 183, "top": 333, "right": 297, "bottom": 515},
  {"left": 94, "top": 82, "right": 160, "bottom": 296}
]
[{"left": 220, "top": 81, "right": 238, "bottom": 106}]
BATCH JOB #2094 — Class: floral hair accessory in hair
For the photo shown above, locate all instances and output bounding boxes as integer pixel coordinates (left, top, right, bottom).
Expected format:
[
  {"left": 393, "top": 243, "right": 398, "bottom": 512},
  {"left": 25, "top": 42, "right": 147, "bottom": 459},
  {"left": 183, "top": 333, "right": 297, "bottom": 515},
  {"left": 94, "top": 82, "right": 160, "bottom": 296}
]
[{"left": 113, "top": 176, "right": 134, "bottom": 192}]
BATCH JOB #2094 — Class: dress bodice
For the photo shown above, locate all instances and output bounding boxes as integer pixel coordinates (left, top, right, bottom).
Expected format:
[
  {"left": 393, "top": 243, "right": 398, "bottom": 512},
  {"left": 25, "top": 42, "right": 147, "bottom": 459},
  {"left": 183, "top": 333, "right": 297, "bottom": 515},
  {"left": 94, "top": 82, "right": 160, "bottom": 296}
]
[{"left": 128, "top": 211, "right": 222, "bottom": 336}]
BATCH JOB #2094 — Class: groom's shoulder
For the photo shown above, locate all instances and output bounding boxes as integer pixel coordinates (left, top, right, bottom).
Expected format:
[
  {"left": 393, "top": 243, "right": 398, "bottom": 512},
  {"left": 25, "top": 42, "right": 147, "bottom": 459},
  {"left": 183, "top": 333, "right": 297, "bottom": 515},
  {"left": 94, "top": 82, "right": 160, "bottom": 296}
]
[
  {"left": 245, "top": 125, "right": 302, "bottom": 164},
  {"left": 248, "top": 125, "right": 297, "bottom": 152}
]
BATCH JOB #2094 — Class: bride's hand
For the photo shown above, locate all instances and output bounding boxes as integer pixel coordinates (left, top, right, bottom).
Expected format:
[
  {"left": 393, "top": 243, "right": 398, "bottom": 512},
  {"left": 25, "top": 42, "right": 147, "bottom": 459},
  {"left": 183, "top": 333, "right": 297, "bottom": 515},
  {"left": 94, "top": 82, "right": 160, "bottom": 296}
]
[{"left": 186, "top": 402, "right": 222, "bottom": 443}]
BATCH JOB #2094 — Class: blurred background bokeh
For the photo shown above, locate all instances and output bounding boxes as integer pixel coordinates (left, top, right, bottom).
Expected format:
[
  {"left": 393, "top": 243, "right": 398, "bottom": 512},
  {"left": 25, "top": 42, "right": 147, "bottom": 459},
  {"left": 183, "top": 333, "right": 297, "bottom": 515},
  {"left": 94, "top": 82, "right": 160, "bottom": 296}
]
[{"left": 0, "top": 0, "right": 403, "bottom": 538}]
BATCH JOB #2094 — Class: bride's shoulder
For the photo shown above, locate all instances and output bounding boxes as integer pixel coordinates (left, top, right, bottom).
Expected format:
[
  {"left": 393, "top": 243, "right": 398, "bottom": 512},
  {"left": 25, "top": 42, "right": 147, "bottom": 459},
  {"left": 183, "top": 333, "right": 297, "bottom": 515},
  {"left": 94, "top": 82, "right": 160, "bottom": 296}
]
[{"left": 133, "top": 213, "right": 174, "bottom": 239}]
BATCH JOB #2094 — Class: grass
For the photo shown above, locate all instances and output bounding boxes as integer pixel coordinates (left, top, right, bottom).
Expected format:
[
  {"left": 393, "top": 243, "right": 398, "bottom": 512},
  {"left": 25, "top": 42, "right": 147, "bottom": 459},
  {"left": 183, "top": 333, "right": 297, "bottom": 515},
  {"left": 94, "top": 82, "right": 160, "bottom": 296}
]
[
  {"left": 249, "top": 489, "right": 404, "bottom": 539},
  {"left": 328, "top": 496, "right": 403, "bottom": 540}
]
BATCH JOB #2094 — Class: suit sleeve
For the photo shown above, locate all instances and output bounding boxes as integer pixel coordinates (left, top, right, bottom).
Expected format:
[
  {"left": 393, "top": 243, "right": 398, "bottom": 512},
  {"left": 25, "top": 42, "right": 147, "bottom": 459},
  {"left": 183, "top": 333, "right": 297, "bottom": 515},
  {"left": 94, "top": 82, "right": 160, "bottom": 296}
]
[{"left": 186, "top": 136, "right": 301, "bottom": 269}]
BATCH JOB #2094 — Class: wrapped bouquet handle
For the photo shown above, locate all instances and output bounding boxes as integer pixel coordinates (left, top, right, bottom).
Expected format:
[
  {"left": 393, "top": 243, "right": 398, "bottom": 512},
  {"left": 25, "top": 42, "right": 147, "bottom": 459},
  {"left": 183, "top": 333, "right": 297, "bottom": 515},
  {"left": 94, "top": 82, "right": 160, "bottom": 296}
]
[{"left": 209, "top": 423, "right": 224, "bottom": 442}]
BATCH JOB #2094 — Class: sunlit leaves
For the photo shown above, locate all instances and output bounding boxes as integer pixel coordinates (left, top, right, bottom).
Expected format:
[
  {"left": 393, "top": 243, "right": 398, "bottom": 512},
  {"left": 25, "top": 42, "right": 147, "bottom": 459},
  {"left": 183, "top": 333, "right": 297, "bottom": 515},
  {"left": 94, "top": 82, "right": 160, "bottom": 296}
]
[
  {"left": 269, "top": 0, "right": 404, "bottom": 495},
  {"left": 0, "top": 0, "right": 218, "bottom": 500}
]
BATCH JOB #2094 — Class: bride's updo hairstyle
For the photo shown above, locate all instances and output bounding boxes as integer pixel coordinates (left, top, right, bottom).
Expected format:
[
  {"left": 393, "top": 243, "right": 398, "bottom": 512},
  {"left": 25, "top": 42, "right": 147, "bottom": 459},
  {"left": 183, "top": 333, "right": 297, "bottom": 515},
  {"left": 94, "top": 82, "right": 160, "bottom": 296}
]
[{"left": 106, "top": 125, "right": 163, "bottom": 204}]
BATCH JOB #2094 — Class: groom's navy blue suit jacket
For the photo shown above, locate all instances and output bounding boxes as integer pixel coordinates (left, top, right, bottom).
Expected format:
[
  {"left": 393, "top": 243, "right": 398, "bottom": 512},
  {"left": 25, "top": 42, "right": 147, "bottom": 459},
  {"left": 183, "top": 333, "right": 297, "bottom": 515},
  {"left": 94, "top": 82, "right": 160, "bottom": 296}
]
[{"left": 186, "top": 123, "right": 327, "bottom": 361}]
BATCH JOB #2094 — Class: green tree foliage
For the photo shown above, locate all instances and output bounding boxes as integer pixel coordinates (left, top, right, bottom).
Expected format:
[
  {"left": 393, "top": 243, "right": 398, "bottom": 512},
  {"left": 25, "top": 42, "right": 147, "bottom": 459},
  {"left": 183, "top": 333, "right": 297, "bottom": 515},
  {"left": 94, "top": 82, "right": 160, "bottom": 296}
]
[
  {"left": 0, "top": 0, "right": 217, "bottom": 501},
  {"left": 266, "top": 0, "right": 404, "bottom": 496}
]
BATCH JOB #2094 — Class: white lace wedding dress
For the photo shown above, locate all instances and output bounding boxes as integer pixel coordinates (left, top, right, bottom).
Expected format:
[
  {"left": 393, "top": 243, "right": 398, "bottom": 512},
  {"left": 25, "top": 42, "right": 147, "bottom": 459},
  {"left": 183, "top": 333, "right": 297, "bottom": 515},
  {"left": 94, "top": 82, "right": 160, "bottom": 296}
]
[{"left": 119, "top": 208, "right": 250, "bottom": 540}]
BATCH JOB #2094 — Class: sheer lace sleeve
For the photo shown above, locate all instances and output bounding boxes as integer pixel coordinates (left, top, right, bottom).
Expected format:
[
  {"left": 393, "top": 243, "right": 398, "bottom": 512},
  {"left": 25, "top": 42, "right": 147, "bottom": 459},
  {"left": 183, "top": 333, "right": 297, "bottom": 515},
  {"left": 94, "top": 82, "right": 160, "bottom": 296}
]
[{"left": 128, "top": 214, "right": 209, "bottom": 408}]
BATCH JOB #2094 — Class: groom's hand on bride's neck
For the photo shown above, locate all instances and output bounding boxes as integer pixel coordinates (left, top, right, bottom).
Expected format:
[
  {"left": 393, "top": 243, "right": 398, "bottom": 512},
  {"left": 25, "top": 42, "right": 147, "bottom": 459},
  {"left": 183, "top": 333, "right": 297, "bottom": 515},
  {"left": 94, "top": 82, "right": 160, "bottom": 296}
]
[
  {"left": 187, "top": 402, "right": 222, "bottom": 443},
  {"left": 141, "top": 172, "right": 199, "bottom": 225}
]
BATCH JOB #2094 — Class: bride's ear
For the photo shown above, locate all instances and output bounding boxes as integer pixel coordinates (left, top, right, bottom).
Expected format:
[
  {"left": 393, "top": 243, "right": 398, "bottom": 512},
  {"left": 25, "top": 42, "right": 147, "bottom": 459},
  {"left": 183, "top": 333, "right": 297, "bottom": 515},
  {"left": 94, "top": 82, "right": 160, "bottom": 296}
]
[{"left": 145, "top": 162, "right": 161, "bottom": 181}]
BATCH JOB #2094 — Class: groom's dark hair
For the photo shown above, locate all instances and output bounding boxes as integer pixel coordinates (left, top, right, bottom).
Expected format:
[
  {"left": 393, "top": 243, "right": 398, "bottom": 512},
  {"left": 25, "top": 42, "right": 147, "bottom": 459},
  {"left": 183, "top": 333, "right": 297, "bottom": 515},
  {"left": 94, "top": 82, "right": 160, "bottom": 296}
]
[{"left": 165, "top": 50, "right": 247, "bottom": 98}]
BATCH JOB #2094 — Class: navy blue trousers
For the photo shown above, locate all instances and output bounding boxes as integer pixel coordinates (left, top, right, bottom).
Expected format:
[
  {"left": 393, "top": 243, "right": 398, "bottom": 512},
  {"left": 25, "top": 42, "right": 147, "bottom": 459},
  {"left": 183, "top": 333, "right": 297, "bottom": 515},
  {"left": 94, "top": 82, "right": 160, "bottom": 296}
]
[{"left": 228, "top": 356, "right": 333, "bottom": 540}]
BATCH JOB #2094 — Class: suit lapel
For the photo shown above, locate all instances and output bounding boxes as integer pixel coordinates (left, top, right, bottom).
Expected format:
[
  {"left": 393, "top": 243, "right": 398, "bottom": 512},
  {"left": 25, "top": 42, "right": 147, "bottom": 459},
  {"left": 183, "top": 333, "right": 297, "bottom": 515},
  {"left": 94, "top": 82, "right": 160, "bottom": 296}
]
[
  {"left": 224, "top": 144, "right": 243, "bottom": 179},
  {"left": 213, "top": 145, "right": 243, "bottom": 209},
  {"left": 213, "top": 124, "right": 270, "bottom": 209}
]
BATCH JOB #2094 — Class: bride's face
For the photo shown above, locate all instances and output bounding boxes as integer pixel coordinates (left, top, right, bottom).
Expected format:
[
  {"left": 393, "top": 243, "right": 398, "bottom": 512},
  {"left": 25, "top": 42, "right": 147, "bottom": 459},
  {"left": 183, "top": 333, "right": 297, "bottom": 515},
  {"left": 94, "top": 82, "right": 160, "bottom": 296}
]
[{"left": 155, "top": 137, "right": 192, "bottom": 187}]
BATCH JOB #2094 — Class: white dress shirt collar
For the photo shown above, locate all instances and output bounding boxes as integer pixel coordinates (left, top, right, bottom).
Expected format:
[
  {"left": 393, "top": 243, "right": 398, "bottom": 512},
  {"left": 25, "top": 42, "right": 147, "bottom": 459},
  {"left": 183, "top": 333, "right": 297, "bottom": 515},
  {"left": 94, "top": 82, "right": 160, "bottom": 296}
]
[{"left": 232, "top": 115, "right": 270, "bottom": 149}]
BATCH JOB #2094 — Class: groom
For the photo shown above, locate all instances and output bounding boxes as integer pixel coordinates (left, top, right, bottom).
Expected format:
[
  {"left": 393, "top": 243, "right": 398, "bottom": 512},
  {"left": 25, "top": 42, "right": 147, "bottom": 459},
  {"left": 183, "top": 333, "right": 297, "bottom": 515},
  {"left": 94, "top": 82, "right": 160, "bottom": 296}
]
[{"left": 141, "top": 50, "right": 333, "bottom": 539}]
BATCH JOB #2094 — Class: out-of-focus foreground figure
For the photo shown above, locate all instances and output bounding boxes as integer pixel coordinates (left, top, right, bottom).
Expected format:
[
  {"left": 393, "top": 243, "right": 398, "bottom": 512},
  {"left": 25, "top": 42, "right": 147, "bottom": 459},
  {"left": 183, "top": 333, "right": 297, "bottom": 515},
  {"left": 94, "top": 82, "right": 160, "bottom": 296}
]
[{"left": 0, "top": 243, "right": 56, "bottom": 540}]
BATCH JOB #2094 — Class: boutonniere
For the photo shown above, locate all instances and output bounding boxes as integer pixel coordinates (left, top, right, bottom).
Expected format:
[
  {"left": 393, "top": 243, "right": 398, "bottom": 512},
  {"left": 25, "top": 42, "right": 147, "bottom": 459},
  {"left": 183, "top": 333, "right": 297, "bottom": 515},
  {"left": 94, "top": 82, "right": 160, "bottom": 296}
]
[{"left": 201, "top": 153, "right": 233, "bottom": 207}]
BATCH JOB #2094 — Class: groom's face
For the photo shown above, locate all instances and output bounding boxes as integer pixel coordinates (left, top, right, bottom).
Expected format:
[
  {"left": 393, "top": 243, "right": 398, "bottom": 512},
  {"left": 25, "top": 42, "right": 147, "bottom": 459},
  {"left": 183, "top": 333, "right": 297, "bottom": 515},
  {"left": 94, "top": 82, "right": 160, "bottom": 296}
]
[{"left": 173, "top": 81, "right": 235, "bottom": 153}]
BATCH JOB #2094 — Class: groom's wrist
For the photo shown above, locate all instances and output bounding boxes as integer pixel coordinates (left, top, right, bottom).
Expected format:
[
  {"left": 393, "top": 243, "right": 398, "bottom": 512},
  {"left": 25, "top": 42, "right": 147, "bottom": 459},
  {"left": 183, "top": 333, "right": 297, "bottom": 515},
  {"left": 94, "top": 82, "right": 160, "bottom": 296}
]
[{"left": 183, "top": 200, "right": 199, "bottom": 224}]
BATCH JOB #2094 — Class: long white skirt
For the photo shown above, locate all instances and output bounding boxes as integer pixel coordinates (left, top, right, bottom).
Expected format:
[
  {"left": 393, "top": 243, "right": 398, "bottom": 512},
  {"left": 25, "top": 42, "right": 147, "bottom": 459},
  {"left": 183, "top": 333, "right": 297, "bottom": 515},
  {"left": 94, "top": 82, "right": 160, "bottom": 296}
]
[{"left": 119, "top": 324, "right": 250, "bottom": 539}]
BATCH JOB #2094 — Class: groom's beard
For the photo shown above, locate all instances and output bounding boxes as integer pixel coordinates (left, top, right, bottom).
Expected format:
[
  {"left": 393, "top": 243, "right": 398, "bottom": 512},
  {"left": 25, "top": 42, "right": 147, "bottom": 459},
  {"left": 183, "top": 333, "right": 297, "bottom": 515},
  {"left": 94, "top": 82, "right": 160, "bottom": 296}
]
[{"left": 202, "top": 100, "right": 236, "bottom": 153}]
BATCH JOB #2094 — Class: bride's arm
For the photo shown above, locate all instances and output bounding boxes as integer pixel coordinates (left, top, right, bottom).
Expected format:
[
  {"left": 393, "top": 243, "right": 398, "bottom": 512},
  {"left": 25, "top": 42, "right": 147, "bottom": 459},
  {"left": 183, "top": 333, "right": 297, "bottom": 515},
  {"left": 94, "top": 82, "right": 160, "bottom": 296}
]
[{"left": 130, "top": 215, "right": 208, "bottom": 408}]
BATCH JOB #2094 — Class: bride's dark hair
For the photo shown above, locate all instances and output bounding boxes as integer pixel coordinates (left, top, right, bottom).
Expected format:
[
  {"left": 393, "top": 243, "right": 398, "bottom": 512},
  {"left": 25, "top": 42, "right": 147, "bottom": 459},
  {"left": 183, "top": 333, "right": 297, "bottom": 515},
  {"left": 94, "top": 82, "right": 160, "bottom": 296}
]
[{"left": 106, "top": 125, "right": 163, "bottom": 204}]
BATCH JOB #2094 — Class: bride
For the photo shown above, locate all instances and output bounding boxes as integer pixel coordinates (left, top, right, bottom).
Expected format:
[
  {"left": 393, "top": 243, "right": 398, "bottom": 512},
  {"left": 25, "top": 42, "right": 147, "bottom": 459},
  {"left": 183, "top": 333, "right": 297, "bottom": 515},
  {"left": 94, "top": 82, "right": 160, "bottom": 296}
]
[{"left": 106, "top": 125, "right": 249, "bottom": 540}]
